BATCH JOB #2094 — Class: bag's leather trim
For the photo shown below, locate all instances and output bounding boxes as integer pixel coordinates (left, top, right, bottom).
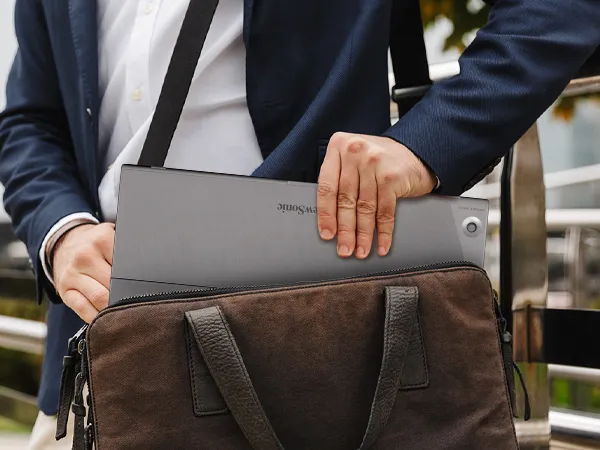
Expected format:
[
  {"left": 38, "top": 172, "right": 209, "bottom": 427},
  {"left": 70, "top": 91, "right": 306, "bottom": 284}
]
[
  {"left": 186, "top": 306, "right": 284, "bottom": 450},
  {"left": 399, "top": 311, "right": 429, "bottom": 390},
  {"left": 185, "top": 291, "right": 428, "bottom": 415},
  {"left": 358, "top": 286, "right": 421, "bottom": 449},
  {"left": 184, "top": 322, "right": 228, "bottom": 416}
]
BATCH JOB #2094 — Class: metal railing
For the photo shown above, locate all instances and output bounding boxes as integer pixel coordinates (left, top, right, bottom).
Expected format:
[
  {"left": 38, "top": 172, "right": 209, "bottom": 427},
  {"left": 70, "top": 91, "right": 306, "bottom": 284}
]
[
  {"left": 550, "top": 409, "right": 600, "bottom": 445},
  {"left": 466, "top": 164, "right": 600, "bottom": 200},
  {"left": 487, "top": 209, "right": 600, "bottom": 231},
  {"left": 391, "top": 61, "right": 600, "bottom": 99},
  {"left": 0, "top": 315, "right": 46, "bottom": 355}
]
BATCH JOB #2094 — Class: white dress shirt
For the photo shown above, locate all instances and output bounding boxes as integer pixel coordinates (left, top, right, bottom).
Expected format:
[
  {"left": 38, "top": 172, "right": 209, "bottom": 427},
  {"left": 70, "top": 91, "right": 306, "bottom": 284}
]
[{"left": 40, "top": 0, "right": 263, "bottom": 281}]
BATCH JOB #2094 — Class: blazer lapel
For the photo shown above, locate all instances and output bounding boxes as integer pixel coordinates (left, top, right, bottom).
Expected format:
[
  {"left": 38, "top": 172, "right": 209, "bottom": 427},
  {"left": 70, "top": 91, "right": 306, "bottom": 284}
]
[
  {"left": 68, "top": 0, "right": 100, "bottom": 185},
  {"left": 242, "top": 0, "right": 256, "bottom": 46}
]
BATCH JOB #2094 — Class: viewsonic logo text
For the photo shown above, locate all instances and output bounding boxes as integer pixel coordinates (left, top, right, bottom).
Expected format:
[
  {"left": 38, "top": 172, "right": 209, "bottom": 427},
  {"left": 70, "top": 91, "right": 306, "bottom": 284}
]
[{"left": 277, "top": 203, "right": 317, "bottom": 215}]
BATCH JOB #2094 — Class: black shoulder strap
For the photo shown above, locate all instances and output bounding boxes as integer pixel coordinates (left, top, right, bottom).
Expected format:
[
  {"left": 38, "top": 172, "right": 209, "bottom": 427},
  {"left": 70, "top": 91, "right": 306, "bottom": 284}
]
[
  {"left": 389, "top": 0, "right": 432, "bottom": 116},
  {"left": 138, "top": 0, "right": 220, "bottom": 167}
]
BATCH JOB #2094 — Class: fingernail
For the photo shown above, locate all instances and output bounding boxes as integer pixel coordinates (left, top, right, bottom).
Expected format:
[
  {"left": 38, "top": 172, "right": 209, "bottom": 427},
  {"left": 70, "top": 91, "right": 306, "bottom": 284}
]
[
  {"left": 356, "top": 247, "right": 366, "bottom": 258},
  {"left": 320, "top": 229, "right": 334, "bottom": 239},
  {"left": 338, "top": 245, "right": 350, "bottom": 257},
  {"left": 378, "top": 246, "right": 387, "bottom": 256}
]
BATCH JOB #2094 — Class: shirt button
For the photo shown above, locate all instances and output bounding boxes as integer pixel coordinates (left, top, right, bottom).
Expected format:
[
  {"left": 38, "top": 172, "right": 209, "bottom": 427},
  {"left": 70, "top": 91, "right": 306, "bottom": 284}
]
[
  {"left": 132, "top": 88, "right": 143, "bottom": 101},
  {"left": 143, "top": 2, "right": 154, "bottom": 14}
]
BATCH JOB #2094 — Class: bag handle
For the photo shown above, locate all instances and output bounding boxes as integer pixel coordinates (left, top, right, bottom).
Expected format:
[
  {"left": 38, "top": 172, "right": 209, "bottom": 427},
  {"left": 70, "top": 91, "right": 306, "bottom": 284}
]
[
  {"left": 137, "top": 0, "right": 219, "bottom": 167},
  {"left": 185, "top": 286, "right": 419, "bottom": 450}
]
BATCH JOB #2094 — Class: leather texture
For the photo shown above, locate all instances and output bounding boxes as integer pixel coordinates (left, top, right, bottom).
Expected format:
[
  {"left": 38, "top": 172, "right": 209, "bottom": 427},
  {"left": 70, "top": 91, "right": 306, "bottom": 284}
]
[
  {"left": 55, "top": 354, "right": 79, "bottom": 440},
  {"left": 398, "top": 316, "right": 428, "bottom": 390},
  {"left": 84, "top": 266, "right": 519, "bottom": 449},
  {"left": 185, "top": 292, "right": 428, "bottom": 411},
  {"left": 357, "top": 287, "right": 418, "bottom": 450},
  {"left": 185, "top": 286, "right": 419, "bottom": 450},
  {"left": 184, "top": 323, "right": 228, "bottom": 416},
  {"left": 186, "top": 306, "right": 283, "bottom": 450}
]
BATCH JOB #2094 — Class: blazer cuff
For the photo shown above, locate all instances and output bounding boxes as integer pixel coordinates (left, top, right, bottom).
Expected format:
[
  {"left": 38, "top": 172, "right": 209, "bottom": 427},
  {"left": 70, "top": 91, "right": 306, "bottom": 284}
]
[{"left": 39, "top": 212, "right": 99, "bottom": 286}]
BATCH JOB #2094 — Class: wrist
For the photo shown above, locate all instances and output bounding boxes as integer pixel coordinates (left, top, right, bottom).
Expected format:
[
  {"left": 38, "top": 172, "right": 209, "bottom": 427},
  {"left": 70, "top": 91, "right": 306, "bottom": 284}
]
[
  {"left": 47, "top": 221, "right": 96, "bottom": 275},
  {"left": 409, "top": 154, "right": 438, "bottom": 196}
]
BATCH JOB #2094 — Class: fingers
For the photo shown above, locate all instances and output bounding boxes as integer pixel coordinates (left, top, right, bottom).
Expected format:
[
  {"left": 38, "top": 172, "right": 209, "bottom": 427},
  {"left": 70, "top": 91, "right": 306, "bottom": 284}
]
[
  {"left": 317, "top": 143, "right": 341, "bottom": 240},
  {"left": 319, "top": 133, "right": 382, "bottom": 259},
  {"left": 94, "top": 223, "right": 115, "bottom": 265},
  {"left": 356, "top": 158, "right": 378, "bottom": 259},
  {"left": 336, "top": 153, "right": 359, "bottom": 257},
  {"left": 375, "top": 171, "right": 398, "bottom": 256},
  {"left": 81, "top": 259, "right": 112, "bottom": 291},
  {"left": 319, "top": 133, "right": 436, "bottom": 258},
  {"left": 53, "top": 222, "right": 115, "bottom": 323},
  {"left": 76, "top": 274, "right": 110, "bottom": 311},
  {"left": 62, "top": 289, "right": 100, "bottom": 324},
  {"left": 60, "top": 273, "right": 109, "bottom": 322}
]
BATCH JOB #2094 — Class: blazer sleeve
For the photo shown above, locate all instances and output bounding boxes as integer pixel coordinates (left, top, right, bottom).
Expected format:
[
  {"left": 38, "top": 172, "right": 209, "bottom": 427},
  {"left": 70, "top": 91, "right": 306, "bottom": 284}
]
[
  {"left": 0, "top": 0, "right": 96, "bottom": 304},
  {"left": 384, "top": 0, "right": 600, "bottom": 196}
]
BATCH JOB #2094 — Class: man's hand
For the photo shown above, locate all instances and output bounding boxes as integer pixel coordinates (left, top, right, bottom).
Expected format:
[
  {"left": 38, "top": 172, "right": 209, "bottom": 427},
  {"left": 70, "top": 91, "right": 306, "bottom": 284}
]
[
  {"left": 52, "top": 223, "right": 115, "bottom": 323},
  {"left": 317, "top": 133, "right": 436, "bottom": 259}
]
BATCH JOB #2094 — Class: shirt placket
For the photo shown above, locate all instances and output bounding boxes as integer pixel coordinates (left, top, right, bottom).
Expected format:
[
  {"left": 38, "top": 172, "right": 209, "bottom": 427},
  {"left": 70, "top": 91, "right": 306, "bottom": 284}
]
[{"left": 125, "top": 0, "right": 162, "bottom": 134}]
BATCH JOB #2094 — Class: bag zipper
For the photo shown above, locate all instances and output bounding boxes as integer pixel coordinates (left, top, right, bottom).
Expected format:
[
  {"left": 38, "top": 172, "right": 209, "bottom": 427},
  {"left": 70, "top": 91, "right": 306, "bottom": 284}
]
[
  {"left": 113, "top": 259, "right": 482, "bottom": 307},
  {"left": 68, "top": 260, "right": 483, "bottom": 350}
]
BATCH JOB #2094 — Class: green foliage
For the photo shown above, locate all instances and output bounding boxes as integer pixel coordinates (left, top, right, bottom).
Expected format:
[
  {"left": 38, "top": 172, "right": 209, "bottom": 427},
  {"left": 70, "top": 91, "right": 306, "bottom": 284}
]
[
  {"left": 551, "top": 379, "right": 600, "bottom": 414},
  {"left": 420, "top": 0, "right": 490, "bottom": 51},
  {"left": 0, "top": 297, "right": 45, "bottom": 322},
  {"left": 0, "top": 349, "right": 41, "bottom": 398},
  {"left": 0, "top": 415, "right": 31, "bottom": 434},
  {"left": 551, "top": 379, "right": 572, "bottom": 408}
]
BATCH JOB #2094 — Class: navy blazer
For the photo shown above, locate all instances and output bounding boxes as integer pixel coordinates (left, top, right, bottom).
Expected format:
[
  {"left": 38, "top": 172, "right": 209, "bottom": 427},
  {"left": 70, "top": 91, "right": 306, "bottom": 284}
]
[{"left": 1, "top": 0, "right": 599, "bottom": 415}]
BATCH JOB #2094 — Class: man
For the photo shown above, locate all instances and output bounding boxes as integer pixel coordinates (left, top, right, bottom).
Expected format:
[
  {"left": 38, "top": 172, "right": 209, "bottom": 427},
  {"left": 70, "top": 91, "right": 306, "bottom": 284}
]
[{"left": 1, "top": 0, "right": 598, "bottom": 448}]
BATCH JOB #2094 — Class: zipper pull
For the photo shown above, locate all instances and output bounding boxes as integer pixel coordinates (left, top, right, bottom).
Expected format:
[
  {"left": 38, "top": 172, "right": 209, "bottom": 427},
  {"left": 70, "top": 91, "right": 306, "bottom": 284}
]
[
  {"left": 500, "top": 328, "right": 519, "bottom": 419},
  {"left": 72, "top": 339, "right": 89, "bottom": 450},
  {"left": 55, "top": 325, "right": 87, "bottom": 441},
  {"left": 512, "top": 361, "right": 532, "bottom": 421},
  {"left": 492, "top": 291, "right": 531, "bottom": 421},
  {"left": 494, "top": 292, "right": 519, "bottom": 418}
]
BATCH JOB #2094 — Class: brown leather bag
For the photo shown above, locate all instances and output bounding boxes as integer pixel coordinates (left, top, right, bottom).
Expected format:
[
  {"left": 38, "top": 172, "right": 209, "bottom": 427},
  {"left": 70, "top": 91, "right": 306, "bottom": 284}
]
[{"left": 56, "top": 263, "right": 528, "bottom": 450}]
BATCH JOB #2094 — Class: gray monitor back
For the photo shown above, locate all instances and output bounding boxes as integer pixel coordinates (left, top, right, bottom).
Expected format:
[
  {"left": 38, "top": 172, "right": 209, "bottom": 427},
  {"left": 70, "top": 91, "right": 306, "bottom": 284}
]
[{"left": 109, "top": 166, "right": 489, "bottom": 304}]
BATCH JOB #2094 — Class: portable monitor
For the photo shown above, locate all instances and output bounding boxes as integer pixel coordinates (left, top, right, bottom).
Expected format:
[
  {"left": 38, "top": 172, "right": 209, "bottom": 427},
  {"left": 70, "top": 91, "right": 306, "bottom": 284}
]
[{"left": 109, "top": 166, "right": 489, "bottom": 304}]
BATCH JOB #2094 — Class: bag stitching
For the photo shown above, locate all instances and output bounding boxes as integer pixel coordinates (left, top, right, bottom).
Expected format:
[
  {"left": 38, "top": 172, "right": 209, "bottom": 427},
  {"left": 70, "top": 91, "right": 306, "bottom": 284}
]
[{"left": 184, "top": 325, "right": 199, "bottom": 415}]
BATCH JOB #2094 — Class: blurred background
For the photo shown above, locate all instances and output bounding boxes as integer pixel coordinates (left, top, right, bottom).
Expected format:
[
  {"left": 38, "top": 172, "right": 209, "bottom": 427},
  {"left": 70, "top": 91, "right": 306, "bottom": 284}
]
[{"left": 0, "top": 0, "right": 599, "bottom": 447}]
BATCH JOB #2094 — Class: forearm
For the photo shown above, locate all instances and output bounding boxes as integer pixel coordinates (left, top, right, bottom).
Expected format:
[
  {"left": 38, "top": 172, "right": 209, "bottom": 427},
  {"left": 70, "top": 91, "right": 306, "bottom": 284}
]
[{"left": 385, "top": 0, "right": 600, "bottom": 195}]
